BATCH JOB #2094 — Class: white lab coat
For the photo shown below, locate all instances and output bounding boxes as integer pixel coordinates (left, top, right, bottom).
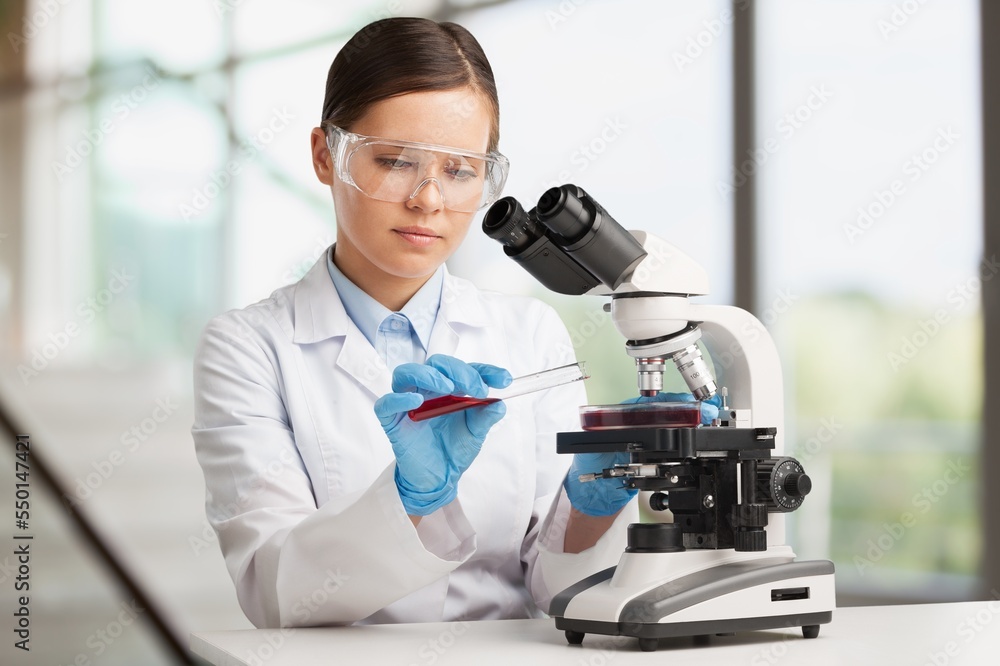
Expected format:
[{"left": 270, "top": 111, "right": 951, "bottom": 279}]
[{"left": 192, "top": 251, "right": 635, "bottom": 628}]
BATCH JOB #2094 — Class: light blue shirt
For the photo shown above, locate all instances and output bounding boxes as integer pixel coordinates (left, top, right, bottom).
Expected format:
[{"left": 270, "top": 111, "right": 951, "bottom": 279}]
[{"left": 326, "top": 246, "right": 443, "bottom": 368}]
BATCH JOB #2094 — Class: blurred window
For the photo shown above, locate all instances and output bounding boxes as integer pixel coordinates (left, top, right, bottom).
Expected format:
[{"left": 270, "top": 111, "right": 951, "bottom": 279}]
[{"left": 756, "top": 0, "right": 982, "bottom": 600}]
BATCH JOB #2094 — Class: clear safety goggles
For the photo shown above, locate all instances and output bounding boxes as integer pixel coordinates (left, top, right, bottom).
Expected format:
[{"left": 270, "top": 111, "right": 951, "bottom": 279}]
[{"left": 322, "top": 123, "right": 510, "bottom": 213}]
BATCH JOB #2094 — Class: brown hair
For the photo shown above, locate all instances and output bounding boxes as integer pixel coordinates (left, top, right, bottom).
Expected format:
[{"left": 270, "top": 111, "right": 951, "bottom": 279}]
[{"left": 321, "top": 17, "right": 501, "bottom": 153}]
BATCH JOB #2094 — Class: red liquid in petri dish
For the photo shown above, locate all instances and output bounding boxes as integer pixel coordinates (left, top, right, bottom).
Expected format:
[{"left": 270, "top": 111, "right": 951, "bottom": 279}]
[
  {"left": 408, "top": 395, "right": 500, "bottom": 422},
  {"left": 579, "top": 404, "right": 701, "bottom": 430}
]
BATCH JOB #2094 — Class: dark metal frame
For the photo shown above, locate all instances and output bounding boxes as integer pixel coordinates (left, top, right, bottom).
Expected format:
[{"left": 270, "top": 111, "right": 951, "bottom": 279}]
[
  {"left": 732, "top": 0, "right": 758, "bottom": 314},
  {"left": 979, "top": 0, "right": 999, "bottom": 600}
]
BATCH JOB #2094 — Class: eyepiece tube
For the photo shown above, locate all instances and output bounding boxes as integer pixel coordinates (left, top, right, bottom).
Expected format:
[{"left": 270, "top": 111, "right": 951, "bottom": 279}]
[
  {"left": 536, "top": 185, "right": 592, "bottom": 242},
  {"left": 531, "top": 184, "right": 647, "bottom": 290},
  {"left": 483, "top": 196, "right": 545, "bottom": 253},
  {"left": 483, "top": 184, "right": 648, "bottom": 294},
  {"left": 482, "top": 195, "right": 603, "bottom": 295}
]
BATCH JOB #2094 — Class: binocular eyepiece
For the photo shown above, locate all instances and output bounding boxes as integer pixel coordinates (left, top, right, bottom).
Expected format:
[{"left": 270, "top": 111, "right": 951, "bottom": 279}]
[
  {"left": 482, "top": 184, "right": 647, "bottom": 295},
  {"left": 482, "top": 197, "right": 541, "bottom": 253}
]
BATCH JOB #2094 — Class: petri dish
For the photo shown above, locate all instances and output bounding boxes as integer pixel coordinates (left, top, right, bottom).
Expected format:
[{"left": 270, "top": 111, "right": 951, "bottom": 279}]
[{"left": 579, "top": 402, "right": 701, "bottom": 430}]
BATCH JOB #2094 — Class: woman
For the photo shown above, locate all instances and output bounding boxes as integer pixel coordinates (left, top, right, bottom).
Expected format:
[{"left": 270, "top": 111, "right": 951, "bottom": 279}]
[{"left": 192, "top": 17, "right": 641, "bottom": 629}]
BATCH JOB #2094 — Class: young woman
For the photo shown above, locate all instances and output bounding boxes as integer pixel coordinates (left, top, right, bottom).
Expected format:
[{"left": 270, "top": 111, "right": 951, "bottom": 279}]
[{"left": 192, "top": 17, "right": 643, "bottom": 629}]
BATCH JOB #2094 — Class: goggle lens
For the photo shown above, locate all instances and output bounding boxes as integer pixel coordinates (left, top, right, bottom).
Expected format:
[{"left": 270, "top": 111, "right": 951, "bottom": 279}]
[{"left": 326, "top": 126, "right": 508, "bottom": 213}]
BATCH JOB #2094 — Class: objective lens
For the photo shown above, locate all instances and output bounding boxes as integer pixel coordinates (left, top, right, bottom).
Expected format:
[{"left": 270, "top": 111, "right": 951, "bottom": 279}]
[
  {"left": 535, "top": 185, "right": 592, "bottom": 242},
  {"left": 635, "top": 358, "right": 666, "bottom": 397},
  {"left": 672, "top": 345, "right": 717, "bottom": 400},
  {"left": 483, "top": 197, "right": 545, "bottom": 252}
]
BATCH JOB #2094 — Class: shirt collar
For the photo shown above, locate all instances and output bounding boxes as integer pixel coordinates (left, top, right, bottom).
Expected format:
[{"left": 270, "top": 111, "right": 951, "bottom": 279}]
[
  {"left": 400, "top": 265, "right": 443, "bottom": 350},
  {"left": 326, "top": 245, "right": 442, "bottom": 350}
]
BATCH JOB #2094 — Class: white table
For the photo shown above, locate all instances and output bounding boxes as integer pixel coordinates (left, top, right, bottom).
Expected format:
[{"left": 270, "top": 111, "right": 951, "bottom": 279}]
[{"left": 191, "top": 601, "right": 1000, "bottom": 666}]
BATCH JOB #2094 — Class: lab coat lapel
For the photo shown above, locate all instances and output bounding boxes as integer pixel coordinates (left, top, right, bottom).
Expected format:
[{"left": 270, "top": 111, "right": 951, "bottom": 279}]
[
  {"left": 427, "top": 311, "right": 460, "bottom": 358},
  {"left": 291, "top": 251, "right": 391, "bottom": 399},
  {"left": 428, "top": 270, "right": 491, "bottom": 361},
  {"left": 337, "top": 329, "right": 391, "bottom": 398}
]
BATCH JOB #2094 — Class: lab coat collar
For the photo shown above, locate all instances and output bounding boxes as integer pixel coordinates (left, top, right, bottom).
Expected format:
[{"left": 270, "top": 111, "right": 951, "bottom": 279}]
[
  {"left": 291, "top": 251, "right": 351, "bottom": 345},
  {"left": 291, "top": 246, "right": 490, "bottom": 345}
]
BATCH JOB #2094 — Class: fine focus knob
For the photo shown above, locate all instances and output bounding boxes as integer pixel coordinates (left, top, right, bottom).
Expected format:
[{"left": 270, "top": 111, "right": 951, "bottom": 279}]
[
  {"left": 757, "top": 457, "right": 811, "bottom": 512},
  {"left": 784, "top": 472, "right": 812, "bottom": 499}
]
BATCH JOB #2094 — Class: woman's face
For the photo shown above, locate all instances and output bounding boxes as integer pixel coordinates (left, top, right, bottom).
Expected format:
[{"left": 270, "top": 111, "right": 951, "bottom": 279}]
[{"left": 311, "top": 87, "right": 493, "bottom": 291}]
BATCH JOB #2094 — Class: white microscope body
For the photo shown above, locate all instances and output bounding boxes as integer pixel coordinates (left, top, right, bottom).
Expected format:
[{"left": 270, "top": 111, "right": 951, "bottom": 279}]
[
  {"left": 547, "top": 232, "right": 836, "bottom": 651},
  {"left": 483, "top": 185, "right": 835, "bottom": 651}
]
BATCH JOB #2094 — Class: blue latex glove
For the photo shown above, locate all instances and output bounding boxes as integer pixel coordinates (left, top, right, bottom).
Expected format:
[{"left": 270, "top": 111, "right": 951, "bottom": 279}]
[
  {"left": 374, "top": 354, "right": 512, "bottom": 516},
  {"left": 564, "top": 451, "right": 638, "bottom": 517},
  {"left": 564, "top": 392, "right": 723, "bottom": 517}
]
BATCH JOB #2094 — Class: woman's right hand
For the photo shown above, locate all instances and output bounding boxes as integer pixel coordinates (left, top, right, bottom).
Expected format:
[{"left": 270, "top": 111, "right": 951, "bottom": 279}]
[{"left": 374, "top": 354, "right": 511, "bottom": 516}]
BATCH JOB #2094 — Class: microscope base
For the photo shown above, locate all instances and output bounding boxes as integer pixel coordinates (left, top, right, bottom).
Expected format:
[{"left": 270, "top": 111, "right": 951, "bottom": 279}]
[
  {"left": 550, "top": 558, "right": 835, "bottom": 652},
  {"left": 555, "top": 610, "right": 833, "bottom": 651}
]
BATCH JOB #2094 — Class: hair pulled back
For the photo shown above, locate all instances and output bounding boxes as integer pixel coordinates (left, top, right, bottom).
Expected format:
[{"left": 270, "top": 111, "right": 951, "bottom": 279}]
[{"left": 321, "top": 17, "right": 500, "bottom": 152}]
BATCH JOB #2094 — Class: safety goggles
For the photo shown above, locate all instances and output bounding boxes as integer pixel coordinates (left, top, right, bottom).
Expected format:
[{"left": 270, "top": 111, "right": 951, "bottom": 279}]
[{"left": 322, "top": 123, "right": 509, "bottom": 213}]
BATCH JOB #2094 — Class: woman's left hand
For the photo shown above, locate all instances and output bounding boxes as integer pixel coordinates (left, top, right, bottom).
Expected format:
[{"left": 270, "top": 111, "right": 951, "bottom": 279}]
[{"left": 563, "top": 392, "right": 722, "bottom": 517}]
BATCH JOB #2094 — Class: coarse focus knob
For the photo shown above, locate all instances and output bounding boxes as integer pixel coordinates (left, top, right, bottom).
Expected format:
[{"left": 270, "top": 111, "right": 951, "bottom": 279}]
[
  {"left": 757, "top": 457, "right": 811, "bottom": 512},
  {"left": 732, "top": 502, "right": 768, "bottom": 528},
  {"left": 734, "top": 529, "right": 767, "bottom": 552}
]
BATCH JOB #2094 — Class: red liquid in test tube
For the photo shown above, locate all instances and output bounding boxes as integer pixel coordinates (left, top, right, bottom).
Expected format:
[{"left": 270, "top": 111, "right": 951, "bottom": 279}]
[
  {"left": 408, "top": 395, "right": 500, "bottom": 422},
  {"left": 405, "top": 362, "right": 588, "bottom": 422}
]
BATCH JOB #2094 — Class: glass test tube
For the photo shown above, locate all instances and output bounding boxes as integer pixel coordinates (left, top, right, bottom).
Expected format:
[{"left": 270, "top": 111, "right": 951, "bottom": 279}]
[{"left": 407, "top": 361, "right": 588, "bottom": 422}]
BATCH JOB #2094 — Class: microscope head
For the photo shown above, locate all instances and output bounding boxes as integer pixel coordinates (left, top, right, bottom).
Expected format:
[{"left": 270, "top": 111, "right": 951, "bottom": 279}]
[
  {"left": 482, "top": 184, "right": 647, "bottom": 294},
  {"left": 483, "top": 184, "right": 718, "bottom": 400}
]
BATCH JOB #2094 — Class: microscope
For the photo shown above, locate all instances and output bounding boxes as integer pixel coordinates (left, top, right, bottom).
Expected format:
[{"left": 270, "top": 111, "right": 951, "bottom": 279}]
[{"left": 483, "top": 185, "right": 835, "bottom": 652}]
